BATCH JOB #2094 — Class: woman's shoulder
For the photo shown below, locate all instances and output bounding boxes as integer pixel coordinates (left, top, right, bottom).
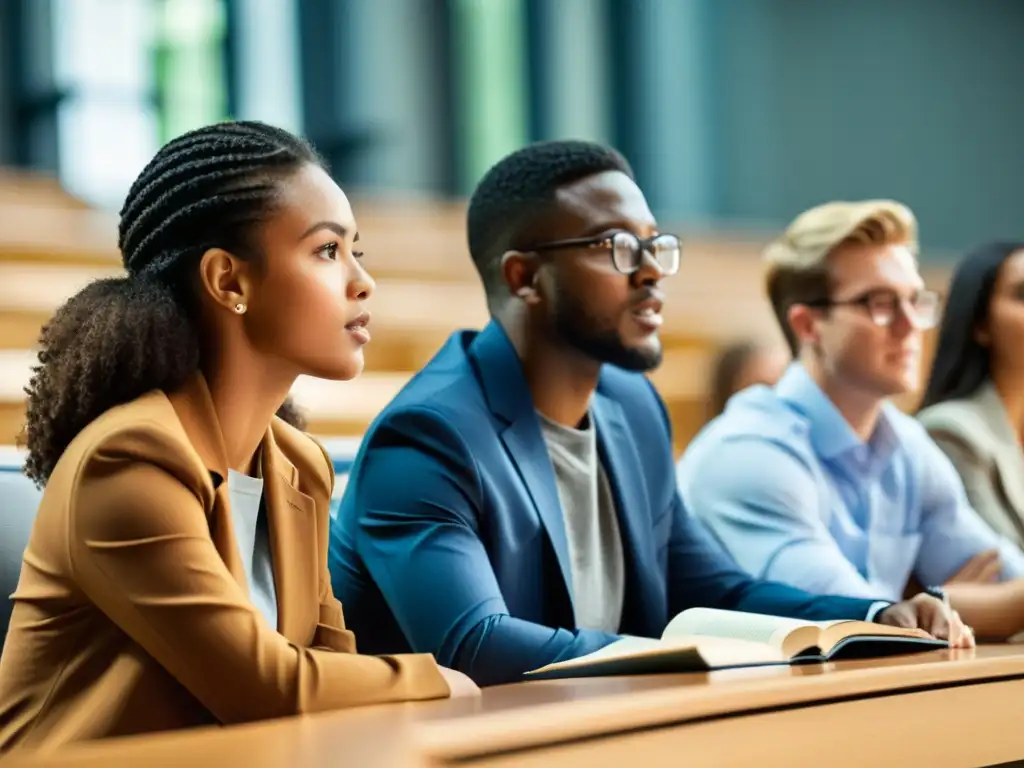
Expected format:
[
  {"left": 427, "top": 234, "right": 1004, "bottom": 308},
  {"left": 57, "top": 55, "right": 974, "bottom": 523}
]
[
  {"left": 50, "top": 389, "right": 213, "bottom": 498},
  {"left": 918, "top": 392, "right": 990, "bottom": 434},
  {"left": 25, "top": 390, "right": 216, "bottom": 573},
  {"left": 917, "top": 393, "right": 998, "bottom": 460}
]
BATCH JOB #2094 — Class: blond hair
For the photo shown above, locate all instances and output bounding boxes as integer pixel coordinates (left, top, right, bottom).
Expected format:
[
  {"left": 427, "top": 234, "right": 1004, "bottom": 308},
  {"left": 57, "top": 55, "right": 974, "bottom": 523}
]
[{"left": 764, "top": 200, "right": 919, "bottom": 355}]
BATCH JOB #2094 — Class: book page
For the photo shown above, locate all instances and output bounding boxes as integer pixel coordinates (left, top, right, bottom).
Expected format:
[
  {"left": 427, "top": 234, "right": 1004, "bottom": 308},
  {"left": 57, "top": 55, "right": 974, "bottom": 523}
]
[
  {"left": 576, "top": 635, "right": 666, "bottom": 661},
  {"left": 525, "top": 634, "right": 785, "bottom": 679},
  {"left": 664, "top": 607, "right": 820, "bottom": 655},
  {"left": 817, "top": 620, "right": 933, "bottom": 654},
  {"left": 666, "top": 634, "right": 787, "bottom": 666},
  {"left": 524, "top": 636, "right": 699, "bottom": 678}
]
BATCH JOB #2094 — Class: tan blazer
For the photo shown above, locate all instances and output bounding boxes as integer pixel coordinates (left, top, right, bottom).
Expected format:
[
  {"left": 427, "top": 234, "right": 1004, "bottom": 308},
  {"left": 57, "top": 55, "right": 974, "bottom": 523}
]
[
  {"left": 918, "top": 381, "right": 1024, "bottom": 549},
  {"left": 0, "top": 374, "right": 449, "bottom": 754}
]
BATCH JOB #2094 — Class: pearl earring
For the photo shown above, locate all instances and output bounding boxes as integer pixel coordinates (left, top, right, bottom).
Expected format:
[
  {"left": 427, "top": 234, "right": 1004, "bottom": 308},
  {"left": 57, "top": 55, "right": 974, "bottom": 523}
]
[{"left": 234, "top": 303, "right": 246, "bottom": 314}]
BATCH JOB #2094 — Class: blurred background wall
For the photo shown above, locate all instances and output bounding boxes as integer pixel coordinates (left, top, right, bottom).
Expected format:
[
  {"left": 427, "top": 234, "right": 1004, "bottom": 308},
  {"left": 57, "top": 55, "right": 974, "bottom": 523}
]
[{"left": 2, "top": 0, "right": 1020, "bottom": 251}]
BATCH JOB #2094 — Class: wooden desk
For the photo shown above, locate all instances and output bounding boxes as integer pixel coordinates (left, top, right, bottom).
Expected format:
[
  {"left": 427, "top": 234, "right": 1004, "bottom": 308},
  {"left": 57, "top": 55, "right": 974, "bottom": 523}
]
[{"left": 7, "top": 647, "right": 1024, "bottom": 767}]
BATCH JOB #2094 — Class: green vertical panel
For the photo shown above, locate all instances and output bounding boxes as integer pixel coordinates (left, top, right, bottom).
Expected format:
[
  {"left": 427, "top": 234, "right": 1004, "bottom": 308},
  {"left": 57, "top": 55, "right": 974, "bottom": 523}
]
[
  {"left": 452, "top": 0, "right": 529, "bottom": 194},
  {"left": 548, "top": 0, "right": 611, "bottom": 144},
  {"left": 154, "top": 0, "right": 228, "bottom": 144}
]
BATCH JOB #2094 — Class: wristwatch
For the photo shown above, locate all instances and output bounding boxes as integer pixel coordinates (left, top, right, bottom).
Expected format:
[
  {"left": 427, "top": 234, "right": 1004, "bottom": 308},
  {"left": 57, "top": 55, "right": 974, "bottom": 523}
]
[
  {"left": 923, "top": 585, "right": 948, "bottom": 604},
  {"left": 924, "top": 585, "right": 973, "bottom": 644}
]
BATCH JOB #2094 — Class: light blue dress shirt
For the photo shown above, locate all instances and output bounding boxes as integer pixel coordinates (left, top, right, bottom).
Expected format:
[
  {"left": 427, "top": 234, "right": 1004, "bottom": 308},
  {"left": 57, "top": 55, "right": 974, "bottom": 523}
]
[{"left": 678, "top": 363, "right": 1024, "bottom": 603}]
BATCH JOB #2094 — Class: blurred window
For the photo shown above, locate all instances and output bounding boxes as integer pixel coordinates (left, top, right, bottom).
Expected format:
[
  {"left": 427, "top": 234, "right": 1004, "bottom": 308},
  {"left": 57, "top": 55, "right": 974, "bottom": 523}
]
[
  {"left": 48, "top": 0, "right": 227, "bottom": 208},
  {"left": 52, "top": 0, "right": 159, "bottom": 208},
  {"left": 153, "top": 0, "right": 228, "bottom": 144},
  {"left": 449, "top": 0, "right": 529, "bottom": 194}
]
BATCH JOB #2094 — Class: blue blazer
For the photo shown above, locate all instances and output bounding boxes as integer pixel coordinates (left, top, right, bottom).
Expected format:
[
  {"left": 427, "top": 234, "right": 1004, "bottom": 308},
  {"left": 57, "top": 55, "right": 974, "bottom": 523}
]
[{"left": 329, "top": 322, "right": 877, "bottom": 685}]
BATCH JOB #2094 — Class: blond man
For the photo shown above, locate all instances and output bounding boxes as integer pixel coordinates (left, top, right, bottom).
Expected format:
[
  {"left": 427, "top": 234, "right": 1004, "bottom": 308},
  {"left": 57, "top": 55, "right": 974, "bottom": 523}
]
[{"left": 678, "top": 200, "right": 1024, "bottom": 641}]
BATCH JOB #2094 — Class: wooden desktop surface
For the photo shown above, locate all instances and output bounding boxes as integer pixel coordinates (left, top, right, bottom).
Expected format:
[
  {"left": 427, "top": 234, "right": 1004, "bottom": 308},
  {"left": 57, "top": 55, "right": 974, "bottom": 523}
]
[{"left": 6, "top": 646, "right": 1024, "bottom": 767}]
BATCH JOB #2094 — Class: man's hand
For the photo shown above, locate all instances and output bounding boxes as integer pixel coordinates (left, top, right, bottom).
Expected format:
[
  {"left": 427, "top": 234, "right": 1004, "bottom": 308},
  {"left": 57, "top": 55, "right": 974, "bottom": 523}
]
[
  {"left": 946, "top": 549, "right": 1002, "bottom": 584},
  {"left": 876, "top": 593, "right": 974, "bottom": 648}
]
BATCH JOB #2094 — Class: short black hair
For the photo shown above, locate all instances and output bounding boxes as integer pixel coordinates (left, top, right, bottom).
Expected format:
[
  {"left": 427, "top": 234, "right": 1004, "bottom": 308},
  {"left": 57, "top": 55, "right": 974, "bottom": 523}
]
[
  {"left": 919, "top": 240, "right": 1024, "bottom": 411},
  {"left": 466, "top": 139, "right": 633, "bottom": 300},
  {"left": 22, "top": 120, "right": 320, "bottom": 486}
]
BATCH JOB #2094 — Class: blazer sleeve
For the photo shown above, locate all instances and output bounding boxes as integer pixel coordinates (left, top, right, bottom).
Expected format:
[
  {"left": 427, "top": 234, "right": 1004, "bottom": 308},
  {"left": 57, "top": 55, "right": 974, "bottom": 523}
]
[
  {"left": 67, "top": 426, "right": 450, "bottom": 724},
  {"left": 347, "top": 406, "right": 618, "bottom": 686}
]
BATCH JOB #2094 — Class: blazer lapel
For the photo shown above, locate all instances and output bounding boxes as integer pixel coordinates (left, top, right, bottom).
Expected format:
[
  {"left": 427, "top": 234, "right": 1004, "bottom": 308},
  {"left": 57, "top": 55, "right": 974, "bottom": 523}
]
[
  {"left": 167, "top": 373, "right": 319, "bottom": 642},
  {"left": 591, "top": 389, "right": 662, "bottom": 635},
  {"left": 470, "top": 321, "right": 576, "bottom": 610},
  {"left": 261, "top": 429, "right": 319, "bottom": 643},
  {"left": 208, "top": 484, "right": 249, "bottom": 590},
  {"left": 975, "top": 386, "right": 1024, "bottom": 530},
  {"left": 500, "top": 418, "right": 575, "bottom": 604},
  {"left": 993, "top": 444, "right": 1024, "bottom": 539},
  {"left": 166, "top": 373, "right": 248, "bottom": 590}
]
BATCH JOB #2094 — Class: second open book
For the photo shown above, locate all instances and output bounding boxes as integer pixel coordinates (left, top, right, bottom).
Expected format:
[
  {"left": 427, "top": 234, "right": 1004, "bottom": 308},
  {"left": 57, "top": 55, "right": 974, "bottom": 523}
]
[{"left": 525, "top": 608, "right": 949, "bottom": 680}]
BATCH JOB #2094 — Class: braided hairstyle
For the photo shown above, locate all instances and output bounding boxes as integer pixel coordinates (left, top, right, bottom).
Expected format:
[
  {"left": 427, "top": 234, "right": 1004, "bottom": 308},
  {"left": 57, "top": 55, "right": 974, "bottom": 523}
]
[{"left": 22, "top": 121, "right": 320, "bottom": 486}]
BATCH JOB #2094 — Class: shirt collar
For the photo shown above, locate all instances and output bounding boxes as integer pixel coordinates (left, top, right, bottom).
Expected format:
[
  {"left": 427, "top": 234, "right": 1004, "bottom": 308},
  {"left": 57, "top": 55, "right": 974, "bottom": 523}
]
[{"left": 775, "top": 363, "right": 900, "bottom": 466}]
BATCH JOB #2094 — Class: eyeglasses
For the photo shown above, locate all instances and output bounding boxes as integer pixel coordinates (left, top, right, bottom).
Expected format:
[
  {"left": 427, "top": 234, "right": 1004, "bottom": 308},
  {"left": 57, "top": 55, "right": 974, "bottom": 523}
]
[
  {"left": 528, "top": 231, "right": 681, "bottom": 276},
  {"left": 806, "top": 289, "right": 942, "bottom": 329}
]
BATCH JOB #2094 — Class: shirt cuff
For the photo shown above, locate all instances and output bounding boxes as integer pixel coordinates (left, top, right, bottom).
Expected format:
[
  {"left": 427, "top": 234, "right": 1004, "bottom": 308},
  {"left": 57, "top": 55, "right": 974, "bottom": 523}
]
[{"left": 865, "top": 600, "right": 892, "bottom": 623}]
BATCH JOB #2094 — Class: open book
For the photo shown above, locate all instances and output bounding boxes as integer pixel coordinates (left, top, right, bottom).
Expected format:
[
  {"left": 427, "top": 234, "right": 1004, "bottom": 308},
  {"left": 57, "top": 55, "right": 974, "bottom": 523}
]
[{"left": 525, "top": 608, "right": 949, "bottom": 680}]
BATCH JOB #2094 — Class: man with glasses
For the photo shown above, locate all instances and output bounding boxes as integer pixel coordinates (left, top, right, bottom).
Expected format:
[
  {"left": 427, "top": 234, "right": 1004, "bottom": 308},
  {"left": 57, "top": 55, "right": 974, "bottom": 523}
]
[
  {"left": 679, "top": 200, "right": 1024, "bottom": 641},
  {"left": 330, "top": 148, "right": 966, "bottom": 686}
]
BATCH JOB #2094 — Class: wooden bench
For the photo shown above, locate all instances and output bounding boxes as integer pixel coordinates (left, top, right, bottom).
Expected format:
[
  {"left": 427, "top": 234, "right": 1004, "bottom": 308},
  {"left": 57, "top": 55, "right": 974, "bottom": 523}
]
[
  {"left": 0, "top": 170, "right": 92, "bottom": 210},
  {"left": 0, "top": 341, "right": 718, "bottom": 451},
  {"left": 0, "top": 349, "right": 408, "bottom": 446},
  {"left": 0, "top": 249, "right": 760, "bottom": 449},
  {"left": 0, "top": 184, "right": 954, "bottom": 450}
]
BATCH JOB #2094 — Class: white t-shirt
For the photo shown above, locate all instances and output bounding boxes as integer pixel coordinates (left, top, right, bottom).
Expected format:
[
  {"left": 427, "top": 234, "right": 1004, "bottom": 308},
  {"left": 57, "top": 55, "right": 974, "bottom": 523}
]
[{"left": 226, "top": 469, "right": 278, "bottom": 630}]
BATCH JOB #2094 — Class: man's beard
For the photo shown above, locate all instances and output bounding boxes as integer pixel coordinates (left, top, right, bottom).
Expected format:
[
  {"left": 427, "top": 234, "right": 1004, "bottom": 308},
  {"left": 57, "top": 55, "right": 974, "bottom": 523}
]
[{"left": 551, "top": 289, "right": 662, "bottom": 372}]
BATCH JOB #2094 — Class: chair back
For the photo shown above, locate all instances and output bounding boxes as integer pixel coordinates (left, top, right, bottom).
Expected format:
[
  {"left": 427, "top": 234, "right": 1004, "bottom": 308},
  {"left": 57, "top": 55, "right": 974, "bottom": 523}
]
[
  {"left": 321, "top": 437, "right": 362, "bottom": 520},
  {"left": 0, "top": 449, "right": 40, "bottom": 655}
]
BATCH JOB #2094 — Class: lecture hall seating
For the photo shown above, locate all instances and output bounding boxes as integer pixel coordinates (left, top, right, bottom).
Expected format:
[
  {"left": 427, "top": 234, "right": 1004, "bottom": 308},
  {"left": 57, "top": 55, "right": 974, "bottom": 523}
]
[{"left": 0, "top": 172, "right": 951, "bottom": 451}]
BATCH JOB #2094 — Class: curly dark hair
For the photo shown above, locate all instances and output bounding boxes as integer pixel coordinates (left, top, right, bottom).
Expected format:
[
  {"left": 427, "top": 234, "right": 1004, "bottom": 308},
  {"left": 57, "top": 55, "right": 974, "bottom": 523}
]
[
  {"left": 466, "top": 139, "right": 633, "bottom": 302},
  {"left": 21, "top": 120, "right": 321, "bottom": 486}
]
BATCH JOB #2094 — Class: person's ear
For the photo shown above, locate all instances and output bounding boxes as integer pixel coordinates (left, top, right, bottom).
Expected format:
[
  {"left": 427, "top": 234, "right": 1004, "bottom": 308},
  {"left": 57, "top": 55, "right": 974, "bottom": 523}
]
[
  {"left": 787, "top": 304, "right": 822, "bottom": 352},
  {"left": 500, "top": 250, "right": 542, "bottom": 305},
  {"left": 198, "top": 247, "right": 253, "bottom": 315}
]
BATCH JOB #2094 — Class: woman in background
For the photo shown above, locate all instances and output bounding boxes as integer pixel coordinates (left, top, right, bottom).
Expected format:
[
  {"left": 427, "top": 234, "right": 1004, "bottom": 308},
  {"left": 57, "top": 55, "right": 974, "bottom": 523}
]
[
  {"left": 0, "top": 121, "right": 475, "bottom": 754},
  {"left": 707, "top": 340, "right": 789, "bottom": 420},
  {"left": 918, "top": 241, "right": 1024, "bottom": 549}
]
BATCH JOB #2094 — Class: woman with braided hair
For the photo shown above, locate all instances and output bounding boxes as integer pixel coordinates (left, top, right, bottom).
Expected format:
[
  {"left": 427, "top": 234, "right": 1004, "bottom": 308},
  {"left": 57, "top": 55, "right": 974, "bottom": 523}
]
[{"left": 0, "top": 121, "right": 475, "bottom": 753}]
